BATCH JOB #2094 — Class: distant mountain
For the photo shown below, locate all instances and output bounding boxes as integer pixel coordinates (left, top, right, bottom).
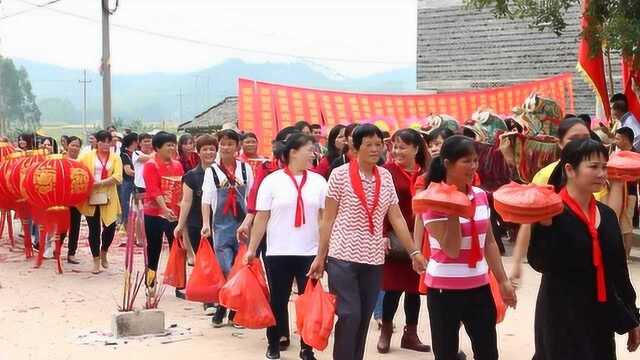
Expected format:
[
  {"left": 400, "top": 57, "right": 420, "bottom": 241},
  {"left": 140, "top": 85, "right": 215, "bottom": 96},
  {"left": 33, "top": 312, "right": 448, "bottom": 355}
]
[{"left": 14, "top": 58, "right": 417, "bottom": 124}]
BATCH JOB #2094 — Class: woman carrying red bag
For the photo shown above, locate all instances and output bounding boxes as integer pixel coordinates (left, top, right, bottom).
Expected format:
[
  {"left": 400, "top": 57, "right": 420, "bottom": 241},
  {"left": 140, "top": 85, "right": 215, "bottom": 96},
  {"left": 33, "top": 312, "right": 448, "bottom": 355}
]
[
  {"left": 420, "top": 135, "right": 516, "bottom": 360},
  {"left": 307, "top": 124, "right": 427, "bottom": 360},
  {"left": 377, "top": 128, "right": 431, "bottom": 354},
  {"left": 245, "top": 133, "right": 328, "bottom": 360}
]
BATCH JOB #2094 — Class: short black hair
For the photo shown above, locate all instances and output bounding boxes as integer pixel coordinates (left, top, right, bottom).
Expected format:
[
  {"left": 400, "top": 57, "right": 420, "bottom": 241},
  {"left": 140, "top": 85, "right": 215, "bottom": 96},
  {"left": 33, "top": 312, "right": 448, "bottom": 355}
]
[
  {"left": 294, "top": 120, "right": 311, "bottom": 132},
  {"left": 310, "top": 124, "right": 322, "bottom": 131},
  {"left": 558, "top": 117, "right": 587, "bottom": 141},
  {"left": 612, "top": 100, "right": 629, "bottom": 114},
  {"left": 616, "top": 127, "right": 635, "bottom": 145},
  {"left": 283, "top": 133, "right": 314, "bottom": 164},
  {"left": 275, "top": 126, "right": 300, "bottom": 143},
  {"left": 95, "top": 130, "right": 112, "bottom": 143},
  {"left": 67, "top": 136, "right": 82, "bottom": 147},
  {"left": 577, "top": 114, "right": 592, "bottom": 129},
  {"left": 611, "top": 93, "right": 627, "bottom": 104},
  {"left": 122, "top": 133, "right": 139, "bottom": 148},
  {"left": 217, "top": 129, "right": 241, "bottom": 144},
  {"left": 242, "top": 132, "right": 258, "bottom": 141},
  {"left": 352, "top": 124, "right": 384, "bottom": 150},
  {"left": 138, "top": 133, "right": 153, "bottom": 142},
  {"left": 548, "top": 138, "right": 609, "bottom": 192},
  {"left": 151, "top": 131, "right": 177, "bottom": 150}
]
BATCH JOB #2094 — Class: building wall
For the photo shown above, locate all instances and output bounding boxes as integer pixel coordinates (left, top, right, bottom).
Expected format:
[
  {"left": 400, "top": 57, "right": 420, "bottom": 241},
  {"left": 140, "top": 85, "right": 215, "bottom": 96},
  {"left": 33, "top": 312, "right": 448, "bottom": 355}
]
[{"left": 417, "top": 0, "right": 621, "bottom": 117}]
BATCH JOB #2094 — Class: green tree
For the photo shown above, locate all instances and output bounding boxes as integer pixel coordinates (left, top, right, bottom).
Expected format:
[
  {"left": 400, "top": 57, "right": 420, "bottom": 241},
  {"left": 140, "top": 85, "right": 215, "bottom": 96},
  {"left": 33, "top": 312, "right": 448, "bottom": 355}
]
[
  {"left": 464, "top": 0, "right": 640, "bottom": 67},
  {"left": 125, "top": 118, "right": 154, "bottom": 133},
  {"left": 0, "top": 56, "right": 41, "bottom": 136}
]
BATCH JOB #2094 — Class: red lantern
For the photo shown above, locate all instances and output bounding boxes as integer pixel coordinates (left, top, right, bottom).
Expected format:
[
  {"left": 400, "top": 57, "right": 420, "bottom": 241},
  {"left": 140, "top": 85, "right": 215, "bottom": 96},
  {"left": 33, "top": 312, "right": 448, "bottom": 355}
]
[
  {"left": 0, "top": 150, "right": 48, "bottom": 259},
  {"left": 0, "top": 142, "right": 16, "bottom": 247},
  {"left": 23, "top": 154, "right": 94, "bottom": 232}
]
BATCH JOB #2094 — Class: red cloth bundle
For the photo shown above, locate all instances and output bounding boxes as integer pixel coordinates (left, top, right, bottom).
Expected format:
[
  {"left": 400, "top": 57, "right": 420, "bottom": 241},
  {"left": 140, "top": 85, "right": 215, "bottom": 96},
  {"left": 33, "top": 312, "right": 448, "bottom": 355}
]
[
  {"left": 412, "top": 182, "right": 473, "bottom": 218},
  {"left": 493, "top": 182, "right": 563, "bottom": 224},
  {"left": 607, "top": 151, "right": 640, "bottom": 181},
  {"left": 161, "top": 176, "right": 182, "bottom": 212}
]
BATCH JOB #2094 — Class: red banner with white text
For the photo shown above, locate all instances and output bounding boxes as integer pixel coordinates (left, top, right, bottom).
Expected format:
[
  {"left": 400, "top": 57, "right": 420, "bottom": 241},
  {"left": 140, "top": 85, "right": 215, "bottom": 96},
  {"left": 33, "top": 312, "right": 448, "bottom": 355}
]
[{"left": 238, "top": 74, "right": 574, "bottom": 156}]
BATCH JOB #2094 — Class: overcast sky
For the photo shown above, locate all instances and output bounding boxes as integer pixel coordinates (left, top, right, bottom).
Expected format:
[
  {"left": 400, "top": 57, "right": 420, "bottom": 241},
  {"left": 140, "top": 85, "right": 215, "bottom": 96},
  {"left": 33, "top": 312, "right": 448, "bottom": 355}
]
[{"left": 0, "top": 0, "right": 417, "bottom": 76}]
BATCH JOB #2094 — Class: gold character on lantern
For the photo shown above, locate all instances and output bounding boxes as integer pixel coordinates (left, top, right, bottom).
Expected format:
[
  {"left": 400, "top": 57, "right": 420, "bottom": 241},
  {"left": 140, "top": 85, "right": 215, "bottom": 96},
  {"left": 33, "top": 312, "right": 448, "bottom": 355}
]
[
  {"left": 70, "top": 168, "right": 90, "bottom": 194},
  {"left": 34, "top": 168, "right": 57, "bottom": 194}
]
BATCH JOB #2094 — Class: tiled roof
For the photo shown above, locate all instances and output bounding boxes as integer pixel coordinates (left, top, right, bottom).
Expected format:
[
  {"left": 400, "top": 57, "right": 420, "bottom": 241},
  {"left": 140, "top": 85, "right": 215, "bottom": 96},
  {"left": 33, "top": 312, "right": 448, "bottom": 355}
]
[{"left": 417, "top": 2, "right": 622, "bottom": 116}]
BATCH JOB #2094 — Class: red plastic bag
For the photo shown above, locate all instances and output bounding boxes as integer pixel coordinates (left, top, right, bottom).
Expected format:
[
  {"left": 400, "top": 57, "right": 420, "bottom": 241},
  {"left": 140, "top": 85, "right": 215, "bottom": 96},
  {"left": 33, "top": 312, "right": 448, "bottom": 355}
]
[
  {"left": 229, "top": 243, "right": 269, "bottom": 297},
  {"left": 300, "top": 280, "right": 336, "bottom": 350},
  {"left": 185, "top": 237, "right": 226, "bottom": 303},
  {"left": 221, "top": 265, "right": 276, "bottom": 329},
  {"left": 162, "top": 238, "right": 186, "bottom": 289},
  {"left": 489, "top": 272, "right": 507, "bottom": 324},
  {"left": 412, "top": 182, "right": 473, "bottom": 218},
  {"left": 295, "top": 280, "right": 315, "bottom": 333}
]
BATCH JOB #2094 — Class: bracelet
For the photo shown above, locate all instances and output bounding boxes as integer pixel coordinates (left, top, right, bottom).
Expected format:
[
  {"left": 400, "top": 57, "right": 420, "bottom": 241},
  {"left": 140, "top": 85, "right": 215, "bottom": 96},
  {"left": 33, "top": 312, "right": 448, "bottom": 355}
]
[{"left": 409, "top": 250, "right": 421, "bottom": 258}]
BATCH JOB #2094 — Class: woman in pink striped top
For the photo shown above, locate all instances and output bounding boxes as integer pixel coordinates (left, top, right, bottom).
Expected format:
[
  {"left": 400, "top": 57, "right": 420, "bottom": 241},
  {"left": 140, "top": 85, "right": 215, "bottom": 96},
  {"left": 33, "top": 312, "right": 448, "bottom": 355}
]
[{"left": 415, "top": 135, "right": 516, "bottom": 360}]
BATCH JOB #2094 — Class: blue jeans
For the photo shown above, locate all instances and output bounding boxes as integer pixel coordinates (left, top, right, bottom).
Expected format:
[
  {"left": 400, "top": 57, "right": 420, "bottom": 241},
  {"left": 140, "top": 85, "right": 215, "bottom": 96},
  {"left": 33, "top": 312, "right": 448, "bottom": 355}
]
[
  {"left": 119, "top": 179, "right": 134, "bottom": 224},
  {"left": 373, "top": 291, "right": 385, "bottom": 320}
]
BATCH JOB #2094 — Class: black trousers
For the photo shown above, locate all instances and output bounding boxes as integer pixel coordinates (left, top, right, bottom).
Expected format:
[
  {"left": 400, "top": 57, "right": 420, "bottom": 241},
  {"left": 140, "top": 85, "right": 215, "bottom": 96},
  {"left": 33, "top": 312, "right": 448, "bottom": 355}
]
[
  {"left": 327, "top": 257, "right": 383, "bottom": 360},
  {"left": 263, "top": 255, "right": 314, "bottom": 350},
  {"left": 427, "top": 285, "right": 498, "bottom": 360},
  {"left": 145, "top": 214, "right": 177, "bottom": 271},
  {"left": 85, "top": 207, "right": 116, "bottom": 258},
  {"left": 60, "top": 207, "right": 82, "bottom": 256},
  {"left": 382, "top": 291, "right": 420, "bottom": 325}
]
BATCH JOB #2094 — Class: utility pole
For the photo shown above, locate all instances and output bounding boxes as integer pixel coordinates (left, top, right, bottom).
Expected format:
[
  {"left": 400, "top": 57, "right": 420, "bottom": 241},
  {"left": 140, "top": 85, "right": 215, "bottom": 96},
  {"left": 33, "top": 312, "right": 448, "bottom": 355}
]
[
  {"left": 101, "top": 0, "right": 116, "bottom": 129},
  {"left": 177, "top": 89, "right": 184, "bottom": 123},
  {"left": 79, "top": 70, "right": 91, "bottom": 137}
]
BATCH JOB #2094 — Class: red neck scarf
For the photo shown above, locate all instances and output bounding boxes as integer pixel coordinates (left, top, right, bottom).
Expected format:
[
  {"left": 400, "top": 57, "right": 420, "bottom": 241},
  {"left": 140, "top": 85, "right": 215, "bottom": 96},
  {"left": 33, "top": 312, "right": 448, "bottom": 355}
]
[
  {"left": 398, "top": 163, "right": 421, "bottom": 197},
  {"left": 349, "top": 160, "right": 381, "bottom": 235},
  {"left": 97, "top": 152, "right": 110, "bottom": 180},
  {"left": 559, "top": 187, "right": 607, "bottom": 302},
  {"left": 284, "top": 167, "right": 308, "bottom": 227},
  {"left": 467, "top": 188, "right": 483, "bottom": 268},
  {"left": 219, "top": 161, "right": 238, "bottom": 217}
]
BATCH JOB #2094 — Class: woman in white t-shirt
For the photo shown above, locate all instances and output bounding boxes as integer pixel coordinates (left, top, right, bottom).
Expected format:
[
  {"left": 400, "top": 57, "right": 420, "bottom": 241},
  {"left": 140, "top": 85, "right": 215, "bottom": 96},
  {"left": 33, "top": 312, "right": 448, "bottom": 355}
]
[{"left": 245, "top": 133, "right": 327, "bottom": 360}]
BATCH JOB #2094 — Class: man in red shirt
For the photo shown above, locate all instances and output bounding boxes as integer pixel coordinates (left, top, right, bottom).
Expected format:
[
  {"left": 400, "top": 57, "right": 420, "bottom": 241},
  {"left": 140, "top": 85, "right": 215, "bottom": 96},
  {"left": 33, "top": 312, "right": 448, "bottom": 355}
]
[{"left": 143, "top": 131, "right": 184, "bottom": 294}]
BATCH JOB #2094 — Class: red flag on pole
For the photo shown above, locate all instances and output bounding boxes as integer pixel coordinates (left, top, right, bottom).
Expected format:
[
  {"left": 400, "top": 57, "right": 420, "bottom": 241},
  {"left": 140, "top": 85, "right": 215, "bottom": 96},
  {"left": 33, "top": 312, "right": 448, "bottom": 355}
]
[
  {"left": 622, "top": 56, "right": 640, "bottom": 121},
  {"left": 576, "top": 0, "right": 611, "bottom": 121}
]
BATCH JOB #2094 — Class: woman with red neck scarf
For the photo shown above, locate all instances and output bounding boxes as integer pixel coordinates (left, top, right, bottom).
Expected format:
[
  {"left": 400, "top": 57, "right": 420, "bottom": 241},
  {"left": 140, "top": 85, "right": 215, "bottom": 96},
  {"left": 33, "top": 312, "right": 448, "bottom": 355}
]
[
  {"left": 419, "top": 135, "right": 515, "bottom": 360},
  {"left": 245, "top": 133, "right": 327, "bottom": 360},
  {"left": 307, "top": 124, "right": 427, "bottom": 360},
  {"left": 201, "top": 129, "right": 254, "bottom": 328},
  {"left": 529, "top": 138, "right": 640, "bottom": 360},
  {"left": 377, "top": 128, "right": 431, "bottom": 354}
]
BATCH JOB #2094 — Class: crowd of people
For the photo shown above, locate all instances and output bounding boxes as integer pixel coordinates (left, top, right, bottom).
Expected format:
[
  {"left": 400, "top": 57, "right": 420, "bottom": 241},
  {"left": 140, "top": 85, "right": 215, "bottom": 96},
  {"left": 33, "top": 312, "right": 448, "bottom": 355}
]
[{"left": 4, "top": 92, "right": 640, "bottom": 360}]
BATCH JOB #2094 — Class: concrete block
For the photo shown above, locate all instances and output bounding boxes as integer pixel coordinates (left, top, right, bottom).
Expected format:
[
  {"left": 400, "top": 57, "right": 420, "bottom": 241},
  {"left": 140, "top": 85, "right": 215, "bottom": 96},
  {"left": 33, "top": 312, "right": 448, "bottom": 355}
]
[{"left": 111, "top": 309, "right": 165, "bottom": 338}]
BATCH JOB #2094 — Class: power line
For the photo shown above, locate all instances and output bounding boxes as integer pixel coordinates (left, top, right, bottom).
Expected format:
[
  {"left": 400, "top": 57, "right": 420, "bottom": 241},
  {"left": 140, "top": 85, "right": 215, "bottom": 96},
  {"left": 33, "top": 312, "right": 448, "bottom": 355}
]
[
  {"left": 0, "top": 0, "right": 63, "bottom": 20},
  {"left": 11, "top": 0, "right": 414, "bottom": 66}
]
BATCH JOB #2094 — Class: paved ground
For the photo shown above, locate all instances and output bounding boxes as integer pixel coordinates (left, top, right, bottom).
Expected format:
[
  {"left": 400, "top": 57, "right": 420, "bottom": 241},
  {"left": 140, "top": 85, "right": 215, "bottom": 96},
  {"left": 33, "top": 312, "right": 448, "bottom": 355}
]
[{"left": 1, "top": 223, "right": 640, "bottom": 360}]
